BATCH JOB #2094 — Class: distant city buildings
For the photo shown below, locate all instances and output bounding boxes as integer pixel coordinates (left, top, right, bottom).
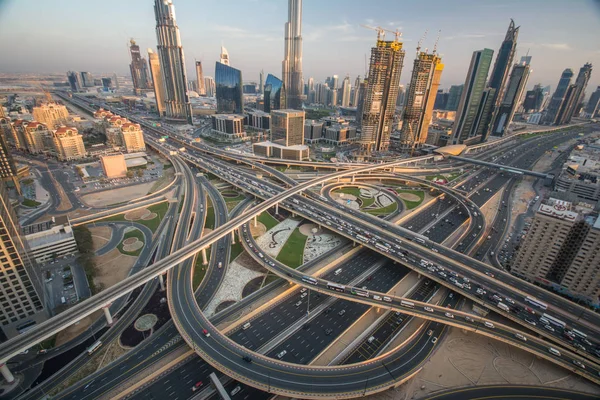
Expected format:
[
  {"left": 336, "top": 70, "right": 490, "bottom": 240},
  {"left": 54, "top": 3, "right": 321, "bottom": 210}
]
[
  {"left": 204, "top": 76, "right": 216, "bottom": 97},
  {"left": 360, "top": 30, "right": 405, "bottom": 153},
  {"left": 445, "top": 84, "right": 463, "bottom": 111},
  {"left": 282, "top": 0, "right": 304, "bottom": 109},
  {"left": 543, "top": 68, "right": 574, "bottom": 125},
  {"left": 584, "top": 86, "right": 600, "bottom": 118},
  {"left": 0, "top": 108, "right": 19, "bottom": 191},
  {"left": 66, "top": 71, "right": 82, "bottom": 92},
  {"left": 0, "top": 180, "right": 46, "bottom": 339},
  {"left": 490, "top": 59, "right": 531, "bottom": 137},
  {"left": 523, "top": 84, "right": 546, "bottom": 113},
  {"left": 341, "top": 75, "right": 351, "bottom": 107},
  {"left": 512, "top": 197, "right": 600, "bottom": 305},
  {"left": 215, "top": 62, "right": 243, "bottom": 114},
  {"left": 80, "top": 72, "right": 94, "bottom": 88},
  {"left": 219, "top": 46, "right": 230, "bottom": 66},
  {"left": 195, "top": 61, "right": 206, "bottom": 96},
  {"left": 153, "top": 0, "right": 193, "bottom": 123},
  {"left": 129, "top": 39, "right": 151, "bottom": 94}
]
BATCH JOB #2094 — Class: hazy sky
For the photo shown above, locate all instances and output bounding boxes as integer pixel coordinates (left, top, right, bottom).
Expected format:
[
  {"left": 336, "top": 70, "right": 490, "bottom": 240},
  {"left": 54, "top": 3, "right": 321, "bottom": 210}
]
[{"left": 1, "top": 0, "right": 599, "bottom": 91}]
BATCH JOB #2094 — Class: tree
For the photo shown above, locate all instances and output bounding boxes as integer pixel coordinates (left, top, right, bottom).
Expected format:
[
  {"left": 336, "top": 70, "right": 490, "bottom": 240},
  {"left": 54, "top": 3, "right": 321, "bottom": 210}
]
[
  {"left": 126, "top": 170, "right": 134, "bottom": 178},
  {"left": 136, "top": 169, "right": 144, "bottom": 177}
]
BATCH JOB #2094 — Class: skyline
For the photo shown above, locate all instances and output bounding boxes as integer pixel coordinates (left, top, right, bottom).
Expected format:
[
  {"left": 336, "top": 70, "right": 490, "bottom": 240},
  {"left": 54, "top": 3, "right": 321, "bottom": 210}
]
[{"left": 0, "top": 0, "right": 599, "bottom": 92}]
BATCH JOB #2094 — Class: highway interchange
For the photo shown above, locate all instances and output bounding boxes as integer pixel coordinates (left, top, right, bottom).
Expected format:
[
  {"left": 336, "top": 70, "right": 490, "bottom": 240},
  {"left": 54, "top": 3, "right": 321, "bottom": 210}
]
[{"left": 9, "top": 93, "right": 600, "bottom": 399}]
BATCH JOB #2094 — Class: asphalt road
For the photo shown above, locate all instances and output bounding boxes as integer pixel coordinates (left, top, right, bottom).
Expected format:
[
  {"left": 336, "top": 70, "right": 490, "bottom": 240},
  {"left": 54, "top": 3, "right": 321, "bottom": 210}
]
[{"left": 426, "top": 385, "right": 600, "bottom": 400}]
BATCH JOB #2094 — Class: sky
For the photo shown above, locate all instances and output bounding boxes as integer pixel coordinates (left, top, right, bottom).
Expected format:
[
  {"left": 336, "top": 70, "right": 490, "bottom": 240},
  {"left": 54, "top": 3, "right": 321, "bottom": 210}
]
[{"left": 1, "top": 0, "right": 599, "bottom": 91}]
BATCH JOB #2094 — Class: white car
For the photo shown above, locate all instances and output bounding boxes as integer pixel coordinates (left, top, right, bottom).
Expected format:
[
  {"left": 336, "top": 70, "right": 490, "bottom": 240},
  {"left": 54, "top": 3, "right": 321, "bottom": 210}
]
[{"left": 277, "top": 350, "right": 287, "bottom": 359}]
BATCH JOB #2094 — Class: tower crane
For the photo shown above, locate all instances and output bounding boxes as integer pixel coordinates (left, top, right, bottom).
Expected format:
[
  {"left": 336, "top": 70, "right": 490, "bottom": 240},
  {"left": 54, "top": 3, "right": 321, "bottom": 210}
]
[{"left": 360, "top": 25, "right": 402, "bottom": 42}]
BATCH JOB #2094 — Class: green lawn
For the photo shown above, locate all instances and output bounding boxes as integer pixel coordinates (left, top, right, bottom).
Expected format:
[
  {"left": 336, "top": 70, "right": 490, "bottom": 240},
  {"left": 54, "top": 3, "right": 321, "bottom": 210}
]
[
  {"left": 117, "top": 228, "right": 145, "bottom": 256},
  {"left": 204, "top": 206, "right": 215, "bottom": 229},
  {"left": 230, "top": 237, "right": 244, "bottom": 261},
  {"left": 22, "top": 198, "right": 41, "bottom": 207},
  {"left": 93, "top": 201, "right": 168, "bottom": 232},
  {"left": 276, "top": 227, "right": 307, "bottom": 268},
  {"left": 192, "top": 252, "right": 209, "bottom": 291},
  {"left": 258, "top": 211, "right": 279, "bottom": 231},
  {"left": 223, "top": 193, "right": 246, "bottom": 202},
  {"left": 396, "top": 189, "right": 425, "bottom": 210},
  {"left": 366, "top": 202, "right": 398, "bottom": 216},
  {"left": 178, "top": 195, "right": 185, "bottom": 213}
]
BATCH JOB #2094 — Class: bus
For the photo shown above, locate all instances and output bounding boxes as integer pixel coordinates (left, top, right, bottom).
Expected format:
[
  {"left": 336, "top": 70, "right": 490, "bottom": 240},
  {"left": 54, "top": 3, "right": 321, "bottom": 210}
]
[
  {"left": 497, "top": 302, "right": 510, "bottom": 312},
  {"left": 525, "top": 296, "right": 548, "bottom": 310},
  {"left": 356, "top": 234, "right": 369, "bottom": 243},
  {"left": 87, "top": 341, "right": 103, "bottom": 355},
  {"left": 302, "top": 276, "right": 318, "bottom": 286},
  {"left": 351, "top": 288, "right": 369, "bottom": 298},
  {"left": 571, "top": 329, "right": 587, "bottom": 339},
  {"left": 327, "top": 282, "right": 345, "bottom": 292},
  {"left": 375, "top": 243, "right": 390, "bottom": 253},
  {"left": 401, "top": 300, "right": 415, "bottom": 309},
  {"left": 541, "top": 313, "right": 566, "bottom": 329}
]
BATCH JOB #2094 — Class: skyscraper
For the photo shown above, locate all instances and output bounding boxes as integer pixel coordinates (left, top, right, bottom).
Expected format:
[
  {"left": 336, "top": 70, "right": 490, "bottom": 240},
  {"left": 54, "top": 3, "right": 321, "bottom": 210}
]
[
  {"left": 562, "top": 63, "right": 593, "bottom": 123},
  {"left": 341, "top": 75, "right": 351, "bottom": 107},
  {"left": 451, "top": 48, "right": 494, "bottom": 144},
  {"left": 490, "top": 60, "right": 531, "bottom": 137},
  {"left": 195, "top": 61, "right": 206, "bottom": 96},
  {"left": 259, "top": 70, "right": 265, "bottom": 95},
  {"left": 352, "top": 76, "right": 361, "bottom": 106},
  {"left": 80, "top": 72, "right": 94, "bottom": 87},
  {"left": 400, "top": 49, "right": 444, "bottom": 151},
  {"left": 215, "top": 62, "right": 243, "bottom": 114},
  {"left": 220, "top": 46, "right": 230, "bottom": 66},
  {"left": 360, "top": 30, "right": 405, "bottom": 152},
  {"left": 523, "top": 84, "right": 545, "bottom": 113},
  {"left": 446, "top": 84, "right": 463, "bottom": 111},
  {"left": 480, "top": 19, "right": 519, "bottom": 141},
  {"left": 264, "top": 74, "right": 286, "bottom": 113},
  {"left": 66, "top": 71, "right": 82, "bottom": 92},
  {"left": 271, "top": 109, "right": 305, "bottom": 146},
  {"left": 584, "top": 86, "right": 600, "bottom": 118},
  {"left": 205, "top": 76, "right": 216, "bottom": 97},
  {"left": 0, "top": 180, "right": 46, "bottom": 340},
  {"left": 153, "top": 0, "right": 193, "bottom": 124},
  {"left": 282, "top": 0, "right": 304, "bottom": 109},
  {"left": 148, "top": 49, "right": 166, "bottom": 116},
  {"left": 543, "top": 68, "right": 574, "bottom": 125},
  {"left": 355, "top": 78, "right": 368, "bottom": 128},
  {"left": 0, "top": 108, "right": 19, "bottom": 192},
  {"left": 129, "top": 39, "right": 151, "bottom": 94}
]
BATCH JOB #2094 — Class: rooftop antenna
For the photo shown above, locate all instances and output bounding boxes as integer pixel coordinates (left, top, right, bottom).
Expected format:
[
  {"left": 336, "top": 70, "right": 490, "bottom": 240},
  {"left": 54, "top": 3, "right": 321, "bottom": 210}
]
[{"left": 433, "top": 30, "right": 441, "bottom": 54}]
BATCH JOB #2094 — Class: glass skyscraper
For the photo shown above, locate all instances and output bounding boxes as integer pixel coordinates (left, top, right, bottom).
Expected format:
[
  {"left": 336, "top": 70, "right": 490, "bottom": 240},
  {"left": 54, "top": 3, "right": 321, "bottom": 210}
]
[
  {"left": 215, "top": 62, "right": 243, "bottom": 114},
  {"left": 264, "top": 74, "right": 286, "bottom": 113}
]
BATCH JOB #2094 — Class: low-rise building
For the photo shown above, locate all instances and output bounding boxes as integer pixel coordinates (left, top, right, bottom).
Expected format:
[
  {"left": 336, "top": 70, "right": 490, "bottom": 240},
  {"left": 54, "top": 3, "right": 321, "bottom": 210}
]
[
  {"left": 323, "top": 124, "right": 357, "bottom": 145},
  {"left": 211, "top": 114, "right": 247, "bottom": 142},
  {"left": 52, "top": 126, "right": 86, "bottom": 161},
  {"left": 100, "top": 153, "right": 128, "bottom": 178},
  {"left": 554, "top": 141, "right": 600, "bottom": 202},
  {"left": 252, "top": 141, "right": 309, "bottom": 161},
  {"left": 304, "top": 120, "right": 324, "bottom": 143},
  {"left": 246, "top": 110, "right": 271, "bottom": 131},
  {"left": 23, "top": 216, "right": 78, "bottom": 264}
]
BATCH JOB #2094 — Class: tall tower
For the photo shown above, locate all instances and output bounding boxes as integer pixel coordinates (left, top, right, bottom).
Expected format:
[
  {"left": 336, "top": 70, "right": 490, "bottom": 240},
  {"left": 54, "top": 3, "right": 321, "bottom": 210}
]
[
  {"left": 562, "top": 63, "right": 593, "bottom": 123},
  {"left": 480, "top": 19, "right": 519, "bottom": 141},
  {"left": 0, "top": 180, "right": 46, "bottom": 340},
  {"left": 360, "top": 29, "right": 405, "bottom": 153},
  {"left": 0, "top": 108, "right": 20, "bottom": 193},
  {"left": 220, "top": 46, "right": 230, "bottom": 66},
  {"left": 195, "top": 61, "right": 206, "bottom": 96},
  {"left": 148, "top": 49, "right": 167, "bottom": 116},
  {"left": 129, "top": 39, "right": 151, "bottom": 94},
  {"left": 543, "top": 68, "right": 574, "bottom": 125},
  {"left": 400, "top": 49, "right": 444, "bottom": 151},
  {"left": 153, "top": 0, "right": 193, "bottom": 124},
  {"left": 341, "top": 75, "right": 351, "bottom": 107},
  {"left": 282, "top": 0, "right": 304, "bottom": 109},
  {"left": 451, "top": 48, "right": 494, "bottom": 144},
  {"left": 490, "top": 60, "right": 531, "bottom": 136},
  {"left": 259, "top": 70, "right": 265, "bottom": 94}
]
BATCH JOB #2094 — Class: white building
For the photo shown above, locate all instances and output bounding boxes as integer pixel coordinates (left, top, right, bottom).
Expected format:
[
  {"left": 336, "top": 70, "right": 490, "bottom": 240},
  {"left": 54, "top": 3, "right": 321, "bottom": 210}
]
[{"left": 23, "top": 217, "right": 78, "bottom": 264}]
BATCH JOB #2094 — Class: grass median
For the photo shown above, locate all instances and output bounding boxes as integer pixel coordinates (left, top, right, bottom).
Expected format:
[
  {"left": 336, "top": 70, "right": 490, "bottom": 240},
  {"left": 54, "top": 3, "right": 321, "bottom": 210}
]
[{"left": 276, "top": 227, "right": 307, "bottom": 268}]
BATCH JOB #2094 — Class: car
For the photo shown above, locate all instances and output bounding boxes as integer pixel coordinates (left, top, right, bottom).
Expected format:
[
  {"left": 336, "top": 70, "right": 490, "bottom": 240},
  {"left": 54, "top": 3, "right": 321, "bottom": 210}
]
[
  {"left": 505, "top": 298, "right": 515, "bottom": 305},
  {"left": 231, "top": 385, "right": 242, "bottom": 396},
  {"left": 445, "top": 312, "right": 454, "bottom": 319},
  {"left": 544, "top": 325, "right": 555, "bottom": 333},
  {"left": 295, "top": 301, "right": 302, "bottom": 307},
  {"left": 431, "top": 337, "right": 438, "bottom": 344},
  {"left": 573, "top": 360, "right": 586, "bottom": 369},
  {"left": 242, "top": 356, "right": 252, "bottom": 363},
  {"left": 424, "top": 307, "right": 434, "bottom": 312},
  {"left": 484, "top": 321, "right": 495, "bottom": 329},
  {"left": 300, "top": 288, "right": 307, "bottom": 293},
  {"left": 202, "top": 329, "right": 211, "bottom": 338},
  {"left": 465, "top": 316, "right": 475, "bottom": 323},
  {"left": 338, "top": 309, "right": 346, "bottom": 316},
  {"left": 192, "top": 381, "right": 203, "bottom": 391},
  {"left": 324, "top": 328, "right": 333, "bottom": 336},
  {"left": 277, "top": 350, "right": 287, "bottom": 359},
  {"left": 38, "top": 349, "right": 47, "bottom": 354},
  {"left": 548, "top": 347, "right": 561, "bottom": 357},
  {"left": 367, "top": 336, "right": 376, "bottom": 344},
  {"left": 300, "top": 293, "right": 307, "bottom": 298},
  {"left": 427, "top": 329, "right": 433, "bottom": 336}
]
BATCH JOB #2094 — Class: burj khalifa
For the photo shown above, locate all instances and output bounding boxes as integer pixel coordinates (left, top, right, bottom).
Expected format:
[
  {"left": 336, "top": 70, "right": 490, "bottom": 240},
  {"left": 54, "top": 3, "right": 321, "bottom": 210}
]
[{"left": 282, "top": 0, "right": 304, "bottom": 109}]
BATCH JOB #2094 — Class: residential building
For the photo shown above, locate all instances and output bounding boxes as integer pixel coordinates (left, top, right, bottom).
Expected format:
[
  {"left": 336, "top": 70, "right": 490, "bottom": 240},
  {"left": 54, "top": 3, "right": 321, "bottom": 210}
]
[
  {"left": 282, "top": 0, "right": 304, "bottom": 109},
  {"left": 100, "top": 153, "right": 128, "bottom": 178},
  {"left": 120, "top": 122, "right": 146, "bottom": 153},
  {"left": 543, "top": 68, "right": 574, "bottom": 125},
  {"left": 52, "top": 127, "right": 86, "bottom": 161},
  {"left": 148, "top": 48, "right": 167, "bottom": 116},
  {"left": 129, "top": 39, "right": 151, "bottom": 94},
  {"left": 0, "top": 120, "right": 18, "bottom": 192},
  {"left": 270, "top": 109, "right": 305, "bottom": 146},
  {"left": 554, "top": 142, "right": 600, "bottom": 202},
  {"left": 215, "top": 62, "right": 243, "bottom": 114},
  {"left": 400, "top": 50, "right": 444, "bottom": 151},
  {"left": 0, "top": 180, "right": 46, "bottom": 340},
  {"left": 264, "top": 74, "right": 286, "bottom": 113},
  {"left": 101, "top": 77, "right": 113, "bottom": 91},
  {"left": 195, "top": 61, "right": 206, "bottom": 96},
  {"left": 434, "top": 89, "right": 449, "bottom": 110},
  {"left": 32, "top": 102, "right": 69, "bottom": 129},
  {"left": 490, "top": 60, "right": 531, "bottom": 137},
  {"left": 102, "top": 115, "right": 128, "bottom": 147},
  {"left": 153, "top": 0, "right": 193, "bottom": 123},
  {"left": 0, "top": 113, "right": 25, "bottom": 150},
  {"left": 22, "top": 122, "right": 52, "bottom": 154},
  {"left": 445, "top": 84, "right": 463, "bottom": 111},
  {"left": 23, "top": 217, "right": 78, "bottom": 264},
  {"left": 451, "top": 48, "right": 494, "bottom": 144},
  {"left": 360, "top": 31, "right": 405, "bottom": 152},
  {"left": 584, "top": 86, "right": 600, "bottom": 118}
]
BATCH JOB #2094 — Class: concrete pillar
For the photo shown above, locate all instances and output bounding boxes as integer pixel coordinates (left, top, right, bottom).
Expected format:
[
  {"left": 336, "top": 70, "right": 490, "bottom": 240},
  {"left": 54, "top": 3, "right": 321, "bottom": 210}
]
[
  {"left": 231, "top": 231, "right": 236, "bottom": 244},
  {"left": 159, "top": 274, "right": 165, "bottom": 291},
  {"left": 275, "top": 203, "right": 279, "bottom": 215},
  {"left": 351, "top": 175, "right": 355, "bottom": 183},
  {"left": 103, "top": 306, "right": 113, "bottom": 325},
  {"left": 201, "top": 248, "right": 208, "bottom": 265},
  {"left": 0, "top": 363, "right": 15, "bottom": 384},
  {"left": 254, "top": 215, "right": 258, "bottom": 227}
]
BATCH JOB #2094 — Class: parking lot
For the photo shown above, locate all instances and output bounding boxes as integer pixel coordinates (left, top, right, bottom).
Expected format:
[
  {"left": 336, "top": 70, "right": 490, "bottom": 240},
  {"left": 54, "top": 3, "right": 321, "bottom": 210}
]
[{"left": 41, "top": 256, "right": 89, "bottom": 312}]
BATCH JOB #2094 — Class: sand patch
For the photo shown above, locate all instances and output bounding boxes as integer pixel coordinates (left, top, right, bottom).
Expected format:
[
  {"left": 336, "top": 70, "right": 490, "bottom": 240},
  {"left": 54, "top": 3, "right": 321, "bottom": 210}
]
[
  {"left": 81, "top": 182, "right": 156, "bottom": 207},
  {"left": 141, "top": 212, "right": 157, "bottom": 220},
  {"left": 299, "top": 223, "right": 321, "bottom": 236},
  {"left": 124, "top": 208, "right": 151, "bottom": 221},
  {"left": 89, "top": 226, "right": 113, "bottom": 252},
  {"left": 94, "top": 248, "right": 137, "bottom": 289},
  {"left": 122, "top": 239, "right": 143, "bottom": 252},
  {"left": 55, "top": 310, "right": 103, "bottom": 346},
  {"left": 123, "top": 238, "right": 137, "bottom": 245},
  {"left": 250, "top": 221, "right": 267, "bottom": 237},
  {"left": 397, "top": 192, "right": 421, "bottom": 202}
]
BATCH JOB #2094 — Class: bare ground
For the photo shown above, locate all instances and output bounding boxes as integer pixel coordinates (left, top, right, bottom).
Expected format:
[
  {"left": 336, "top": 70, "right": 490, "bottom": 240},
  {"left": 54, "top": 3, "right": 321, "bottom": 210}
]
[
  {"left": 89, "top": 226, "right": 112, "bottom": 252},
  {"left": 80, "top": 182, "right": 156, "bottom": 207},
  {"left": 93, "top": 248, "right": 137, "bottom": 289},
  {"left": 55, "top": 310, "right": 103, "bottom": 346}
]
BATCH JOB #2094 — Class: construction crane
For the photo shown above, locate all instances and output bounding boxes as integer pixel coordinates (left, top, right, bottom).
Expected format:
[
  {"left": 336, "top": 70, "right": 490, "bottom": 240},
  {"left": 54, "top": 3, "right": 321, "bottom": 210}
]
[{"left": 360, "top": 24, "right": 402, "bottom": 42}]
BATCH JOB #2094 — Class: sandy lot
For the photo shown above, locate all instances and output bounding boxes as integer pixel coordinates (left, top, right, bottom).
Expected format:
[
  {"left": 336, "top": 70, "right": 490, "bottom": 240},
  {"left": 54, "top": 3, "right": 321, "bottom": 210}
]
[
  {"left": 94, "top": 248, "right": 137, "bottom": 289},
  {"left": 80, "top": 182, "right": 156, "bottom": 207},
  {"left": 397, "top": 192, "right": 421, "bottom": 202},
  {"left": 124, "top": 208, "right": 151, "bottom": 221},
  {"left": 250, "top": 222, "right": 267, "bottom": 237},
  {"left": 55, "top": 310, "right": 103, "bottom": 346},
  {"left": 89, "top": 226, "right": 112, "bottom": 252}
]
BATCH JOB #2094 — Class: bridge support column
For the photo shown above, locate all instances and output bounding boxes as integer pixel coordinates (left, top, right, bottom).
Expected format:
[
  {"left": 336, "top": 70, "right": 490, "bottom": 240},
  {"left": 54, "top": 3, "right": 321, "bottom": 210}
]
[
  {"left": 0, "top": 363, "right": 14, "bottom": 384},
  {"left": 201, "top": 248, "right": 208, "bottom": 265},
  {"left": 159, "top": 274, "right": 165, "bottom": 291},
  {"left": 275, "top": 203, "right": 279, "bottom": 215},
  {"left": 103, "top": 306, "right": 113, "bottom": 325},
  {"left": 351, "top": 175, "right": 355, "bottom": 183},
  {"left": 231, "top": 231, "right": 236, "bottom": 244},
  {"left": 254, "top": 215, "right": 258, "bottom": 227}
]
